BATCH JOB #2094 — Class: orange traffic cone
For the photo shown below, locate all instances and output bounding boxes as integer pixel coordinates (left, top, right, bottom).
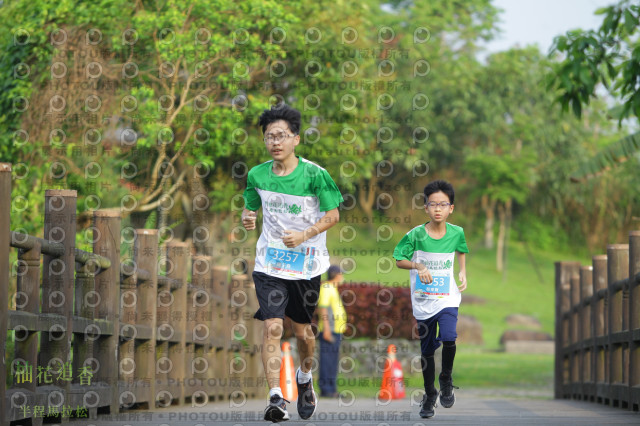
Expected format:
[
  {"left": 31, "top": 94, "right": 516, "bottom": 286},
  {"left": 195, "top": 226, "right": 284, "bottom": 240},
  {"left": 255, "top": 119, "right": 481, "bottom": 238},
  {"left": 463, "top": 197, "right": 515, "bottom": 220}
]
[
  {"left": 280, "top": 342, "right": 297, "bottom": 401},
  {"left": 379, "top": 344, "right": 406, "bottom": 400}
]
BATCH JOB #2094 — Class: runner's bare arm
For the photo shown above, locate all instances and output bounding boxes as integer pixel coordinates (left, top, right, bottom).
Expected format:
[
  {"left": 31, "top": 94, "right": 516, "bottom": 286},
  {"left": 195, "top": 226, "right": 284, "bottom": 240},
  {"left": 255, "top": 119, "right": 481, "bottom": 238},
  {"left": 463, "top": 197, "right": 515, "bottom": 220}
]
[
  {"left": 282, "top": 208, "right": 340, "bottom": 248},
  {"left": 457, "top": 252, "right": 467, "bottom": 292},
  {"left": 396, "top": 260, "right": 433, "bottom": 283}
]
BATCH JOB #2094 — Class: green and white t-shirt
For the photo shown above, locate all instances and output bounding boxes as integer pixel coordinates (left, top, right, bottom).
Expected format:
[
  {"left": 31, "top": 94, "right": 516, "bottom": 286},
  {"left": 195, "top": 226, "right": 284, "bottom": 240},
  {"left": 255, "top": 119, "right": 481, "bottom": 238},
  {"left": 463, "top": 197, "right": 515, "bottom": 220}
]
[
  {"left": 393, "top": 222, "right": 469, "bottom": 320},
  {"left": 243, "top": 156, "right": 344, "bottom": 280}
]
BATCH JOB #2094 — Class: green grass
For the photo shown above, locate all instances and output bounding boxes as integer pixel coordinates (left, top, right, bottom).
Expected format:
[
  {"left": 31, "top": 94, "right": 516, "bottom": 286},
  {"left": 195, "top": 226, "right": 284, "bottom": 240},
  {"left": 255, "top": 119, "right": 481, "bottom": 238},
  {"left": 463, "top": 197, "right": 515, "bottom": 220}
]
[{"left": 324, "top": 349, "right": 554, "bottom": 399}]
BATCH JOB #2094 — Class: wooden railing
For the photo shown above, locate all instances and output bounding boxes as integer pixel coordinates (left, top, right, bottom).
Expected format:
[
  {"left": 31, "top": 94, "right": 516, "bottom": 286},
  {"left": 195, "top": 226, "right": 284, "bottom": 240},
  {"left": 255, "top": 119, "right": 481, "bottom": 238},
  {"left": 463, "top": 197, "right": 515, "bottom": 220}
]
[
  {"left": 555, "top": 230, "right": 640, "bottom": 411},
  {"left": 0, "top": 163, "right": 263, "bottom": 425}
]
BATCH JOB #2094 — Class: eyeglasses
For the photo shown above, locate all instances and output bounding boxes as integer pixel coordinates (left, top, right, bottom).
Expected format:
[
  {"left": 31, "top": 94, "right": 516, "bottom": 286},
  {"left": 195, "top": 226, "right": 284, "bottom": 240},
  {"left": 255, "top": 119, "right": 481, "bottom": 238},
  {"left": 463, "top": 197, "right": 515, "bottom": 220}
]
[
  {"left": 426, "top": 201, "right": 451, "bottom": 209},
  {"left": 263, "top": 131, "right": 295, "bottom": 144}
]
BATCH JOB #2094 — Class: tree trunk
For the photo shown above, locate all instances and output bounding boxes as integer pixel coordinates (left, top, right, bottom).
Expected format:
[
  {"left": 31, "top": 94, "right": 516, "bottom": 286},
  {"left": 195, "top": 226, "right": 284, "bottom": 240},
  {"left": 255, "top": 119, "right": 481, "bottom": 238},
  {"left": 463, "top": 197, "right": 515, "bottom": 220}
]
[
  {"left": 502, "top": 198, "right": 512, "bottom": 283},
  {"left": 157, "top": 179, "right": 170, "bottom": 260},
  {"left": 496, "top": 202, "right": 505, "bottom": 273},
  {"left": 481, "top": 194, "right": 496, "bottom": 249},
  {"left": 358, "top": 175, "right": 377, "bottom": 231}
]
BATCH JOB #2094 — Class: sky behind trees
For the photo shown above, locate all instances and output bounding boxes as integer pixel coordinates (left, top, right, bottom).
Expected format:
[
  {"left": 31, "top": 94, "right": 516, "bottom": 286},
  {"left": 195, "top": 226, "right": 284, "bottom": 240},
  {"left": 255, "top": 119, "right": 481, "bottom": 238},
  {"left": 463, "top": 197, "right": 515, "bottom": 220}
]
[{"left": 483, "top": 0, "right": 614, "bottom": 54}]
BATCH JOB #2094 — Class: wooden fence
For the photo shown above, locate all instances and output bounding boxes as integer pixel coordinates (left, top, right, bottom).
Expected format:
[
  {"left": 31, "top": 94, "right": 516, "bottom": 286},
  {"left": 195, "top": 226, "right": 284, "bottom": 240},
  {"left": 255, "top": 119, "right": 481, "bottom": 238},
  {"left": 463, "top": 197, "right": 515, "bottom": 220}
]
[
  {"left": 1, "top": 162, "right": 263, "bottom": 425},
  {"left": 555, "top": 230, "right": 640, "bottom": 411}
]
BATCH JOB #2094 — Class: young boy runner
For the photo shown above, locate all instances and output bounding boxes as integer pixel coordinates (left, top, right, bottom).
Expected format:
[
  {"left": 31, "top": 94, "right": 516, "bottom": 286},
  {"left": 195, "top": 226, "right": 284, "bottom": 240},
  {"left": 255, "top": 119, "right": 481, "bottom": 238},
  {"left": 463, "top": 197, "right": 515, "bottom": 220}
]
[
  {"left": 241, "top": 104, "right": 343, "bottom": 422},
  {"left": 393, "top": 180, "right": 468, "bottom": 419}
]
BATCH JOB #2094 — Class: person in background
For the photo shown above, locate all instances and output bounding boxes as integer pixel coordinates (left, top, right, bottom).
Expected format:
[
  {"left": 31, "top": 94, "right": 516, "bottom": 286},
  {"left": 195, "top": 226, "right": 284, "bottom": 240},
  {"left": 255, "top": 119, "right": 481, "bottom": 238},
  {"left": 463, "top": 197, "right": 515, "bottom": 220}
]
[{"left": 317, "top": 265, "right": 347, "bottom": 398}]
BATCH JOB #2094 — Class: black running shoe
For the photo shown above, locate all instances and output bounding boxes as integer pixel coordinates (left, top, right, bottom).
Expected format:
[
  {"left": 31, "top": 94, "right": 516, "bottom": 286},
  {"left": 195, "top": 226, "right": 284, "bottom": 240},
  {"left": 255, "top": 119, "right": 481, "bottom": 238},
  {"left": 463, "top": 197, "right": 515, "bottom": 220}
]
[
  {"left": 296, "top": 368, "right": 317, "bottom": 420},
  {"left": 419, "top": 392, "right": 438, "bottom": 418},
  {"left": 439, "top": 373, "right": 458, "bottom": 408},
  {"left": 264, "top": 394, "right": 290, "bottom": 423}
]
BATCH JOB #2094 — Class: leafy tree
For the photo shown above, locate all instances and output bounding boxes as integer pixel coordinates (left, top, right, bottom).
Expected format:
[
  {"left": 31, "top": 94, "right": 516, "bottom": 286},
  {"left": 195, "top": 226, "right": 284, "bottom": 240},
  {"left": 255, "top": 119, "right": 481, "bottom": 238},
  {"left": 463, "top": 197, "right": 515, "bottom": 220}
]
[
  {"left": 0, "top": 0, "right": 302, "bottom": 253},
  {"left": 548, "top": 0, "right": 640, "bottom": 181},
  {"left": 326, "top": 0, "right": 501, "bottom": 227},
  {"left": 464, "top": 48, "right": 540, "bottom": 272}
]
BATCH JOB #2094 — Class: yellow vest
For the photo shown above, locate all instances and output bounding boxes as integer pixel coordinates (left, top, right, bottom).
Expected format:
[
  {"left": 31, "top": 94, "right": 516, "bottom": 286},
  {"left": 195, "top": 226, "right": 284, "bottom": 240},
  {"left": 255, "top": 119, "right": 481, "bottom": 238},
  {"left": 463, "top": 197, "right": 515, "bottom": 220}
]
[{"left": 317, "top": 282, "right": 347, "bottom": 334}]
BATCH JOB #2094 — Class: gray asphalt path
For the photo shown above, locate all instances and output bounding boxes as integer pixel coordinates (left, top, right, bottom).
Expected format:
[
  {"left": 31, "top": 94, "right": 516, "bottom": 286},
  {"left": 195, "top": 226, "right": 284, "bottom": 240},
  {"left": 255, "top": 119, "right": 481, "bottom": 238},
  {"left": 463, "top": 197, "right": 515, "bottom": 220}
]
[{"left": 67, "top": 391, "right": 638, "bottom": 425}]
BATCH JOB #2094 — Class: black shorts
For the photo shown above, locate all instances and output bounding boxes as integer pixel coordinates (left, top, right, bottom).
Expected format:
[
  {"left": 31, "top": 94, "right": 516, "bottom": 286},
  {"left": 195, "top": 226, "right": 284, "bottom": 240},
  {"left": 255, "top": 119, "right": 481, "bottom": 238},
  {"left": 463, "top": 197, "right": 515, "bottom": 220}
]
[{"left": 252, "top": 271, "right": 321, "bottom": 324}]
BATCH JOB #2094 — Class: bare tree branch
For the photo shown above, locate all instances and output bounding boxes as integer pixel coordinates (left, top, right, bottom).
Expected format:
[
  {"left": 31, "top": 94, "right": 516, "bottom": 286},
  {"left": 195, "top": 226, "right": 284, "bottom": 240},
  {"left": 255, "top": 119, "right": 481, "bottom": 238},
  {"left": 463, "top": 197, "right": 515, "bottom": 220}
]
[
  {"left": 140, "top": 151, "right": 167, "bottom": 204},
  {"left": 135, "top": 169, "right": 188, "bottom": 213},
  {"left": 142, "top": 121, "right": 196, "bottom": 203}
]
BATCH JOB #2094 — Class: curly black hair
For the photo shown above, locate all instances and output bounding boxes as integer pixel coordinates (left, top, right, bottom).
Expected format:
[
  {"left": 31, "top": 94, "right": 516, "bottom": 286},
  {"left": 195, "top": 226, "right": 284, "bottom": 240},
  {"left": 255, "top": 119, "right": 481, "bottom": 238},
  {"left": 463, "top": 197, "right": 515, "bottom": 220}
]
[{"left": 258, "top": 104, "right": 301, "bottom": 135}]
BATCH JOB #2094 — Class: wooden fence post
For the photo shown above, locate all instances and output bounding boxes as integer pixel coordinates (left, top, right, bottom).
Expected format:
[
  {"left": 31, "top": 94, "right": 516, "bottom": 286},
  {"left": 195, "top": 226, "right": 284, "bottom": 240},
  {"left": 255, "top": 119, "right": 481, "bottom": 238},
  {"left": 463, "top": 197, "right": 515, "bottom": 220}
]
[
  {"left": 212, "top": 266, "right": 230, "bottom": 401},
  {"left": 133, "top": 229, "right": 158, "bottom": 409},
  {"left": 119, "top": 265, "right": 136, "bottom": 410},
  {"left": 14, "top": 238, "right": 43, "bottom": 426},
  {"left": 554, "top": 261, "right": 579, "bottom": 399},
  {"left": 628, "top": 231, "right": 640, "bottom": 410},
  {"left": 245, "top": 279, "right": 263, "bottom": 399},
  {"left": 232, "top": 273, "right": 246, "bottom": 393},
  {"left": 184, "top": 264, "right": 197, "bottom": 403},
  {"left": 190, "top": 255, "right": 210, "bottom": 405},
  {"left": 1, "top": 163, "right": 11, "bottom": 426},
  {"left": 93, "top": 209, "right": 121, "bottom": 414},
  {"left": 39, "top": 189, "right": 76, "bottom": 418},
  {"left": 580, "top": 265, "right": 593, "bottom": 401},
  {"left": 570, "top": 273, "right": 580, "bottom": 399},
  {"left": 201, "top": 258, "right": 218, "bottom": 403},
  {"left": 166, "top": 241, "right": 189, "bottom": 405},
  {"left": 155, "top": 250, "right": 172, "bottom": 408},
  {"left": 593, "top": 254, "right": 608, "bottom": 404},
  {"left": 607, "top": 244, "right": 629, "bottom": 407}
]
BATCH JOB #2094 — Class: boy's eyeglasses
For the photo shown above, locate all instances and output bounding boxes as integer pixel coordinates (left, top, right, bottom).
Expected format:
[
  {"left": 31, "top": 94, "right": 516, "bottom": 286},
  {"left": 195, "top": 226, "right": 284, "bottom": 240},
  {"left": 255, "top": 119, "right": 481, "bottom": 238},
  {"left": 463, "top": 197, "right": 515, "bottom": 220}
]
[
  {"left": 264, "top": 132, "right": 295, "bottom": 144},
  {"left": 426, "top": 201, "right": 451, "bottom": 209}
]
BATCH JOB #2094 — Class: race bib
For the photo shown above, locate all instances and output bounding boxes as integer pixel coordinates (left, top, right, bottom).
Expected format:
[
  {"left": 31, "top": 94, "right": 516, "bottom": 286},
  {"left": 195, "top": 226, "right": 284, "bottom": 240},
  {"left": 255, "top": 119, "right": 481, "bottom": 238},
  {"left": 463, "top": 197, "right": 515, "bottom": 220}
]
[
  {"left": 414, "top": 272, "right": 450, "bottom": 300},
  {"left": 265, "top": 241, "right": 316, "bottom": 279}
]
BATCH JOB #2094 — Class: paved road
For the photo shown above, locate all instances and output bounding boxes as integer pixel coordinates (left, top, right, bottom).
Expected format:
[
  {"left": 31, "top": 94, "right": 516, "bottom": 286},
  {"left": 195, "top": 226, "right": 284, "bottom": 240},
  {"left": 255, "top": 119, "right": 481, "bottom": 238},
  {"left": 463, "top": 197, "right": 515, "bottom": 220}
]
[{"left": 69, "top": 391, "right": 638, "bottom": 425}]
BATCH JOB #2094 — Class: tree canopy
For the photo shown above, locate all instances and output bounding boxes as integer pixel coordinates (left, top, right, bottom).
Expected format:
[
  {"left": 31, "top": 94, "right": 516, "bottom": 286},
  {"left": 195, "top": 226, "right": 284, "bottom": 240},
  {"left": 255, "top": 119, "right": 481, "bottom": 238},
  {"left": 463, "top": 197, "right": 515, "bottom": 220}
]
[{"left": 1, "top": 0, "right": 637, "bottom": 260}]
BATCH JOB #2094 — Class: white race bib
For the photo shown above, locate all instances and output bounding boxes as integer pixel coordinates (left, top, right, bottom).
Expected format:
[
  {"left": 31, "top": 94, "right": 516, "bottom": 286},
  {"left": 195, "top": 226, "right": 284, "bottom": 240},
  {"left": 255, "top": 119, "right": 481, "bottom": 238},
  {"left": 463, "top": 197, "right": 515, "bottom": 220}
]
[
  {"left": 414, "top": 271, "right": 451, "bottom": 300},
  {"left": 265, "top": 241, "right": 317, "bottom": 279}
]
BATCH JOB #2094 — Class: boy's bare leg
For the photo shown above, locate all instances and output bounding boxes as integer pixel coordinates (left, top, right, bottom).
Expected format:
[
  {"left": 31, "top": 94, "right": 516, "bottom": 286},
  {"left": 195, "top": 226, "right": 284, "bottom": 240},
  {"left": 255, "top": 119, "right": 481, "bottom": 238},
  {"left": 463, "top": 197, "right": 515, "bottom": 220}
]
[
  {"left": 292, "top": 320, "right": 316, "bottom": 373},
  {"left": 262, "top": 318, "right": 284, "bottom": 389}
]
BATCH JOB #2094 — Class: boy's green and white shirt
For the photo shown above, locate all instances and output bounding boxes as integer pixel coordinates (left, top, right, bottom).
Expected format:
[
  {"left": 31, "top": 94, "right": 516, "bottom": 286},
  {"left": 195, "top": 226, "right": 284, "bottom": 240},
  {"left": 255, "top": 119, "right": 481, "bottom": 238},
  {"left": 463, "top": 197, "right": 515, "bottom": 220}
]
[
  {"left": 393, "top": 222, "right": 469, "bottom": 320},
  {"left": 243, "top": 156, "right": 343, "bottom": 280}
]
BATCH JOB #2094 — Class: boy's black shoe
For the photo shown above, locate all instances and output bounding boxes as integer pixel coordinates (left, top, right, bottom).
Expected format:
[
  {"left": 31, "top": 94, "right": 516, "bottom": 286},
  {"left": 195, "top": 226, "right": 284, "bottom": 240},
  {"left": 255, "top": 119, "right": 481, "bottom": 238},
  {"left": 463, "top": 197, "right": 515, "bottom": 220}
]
[
  {"left": 420, "top": 393, "right": 438, "bottom": 418},
  {"left": 296, "top": 368, "right": 317, "bottom": 420},
  {"left": 439, "top": 373, "right": 458, "bottom": 408},
  {"left": 264, "top": 394, "right": 290, "bottom": 423}
]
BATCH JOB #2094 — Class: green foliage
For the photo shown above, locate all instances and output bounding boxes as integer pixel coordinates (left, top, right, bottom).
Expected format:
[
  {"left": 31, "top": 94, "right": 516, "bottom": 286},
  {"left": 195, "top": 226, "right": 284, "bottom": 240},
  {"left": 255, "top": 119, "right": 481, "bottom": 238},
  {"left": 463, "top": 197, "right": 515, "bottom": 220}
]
[
  {"left": 569, "top": 128, "right": 640, "bottom": 182},
  {"left": 465, "top": 153, "right": 532, "bottom": 204},
  {"left": 513, "top": 213, "right": 571, "bottom": 254},
  {"left": 0, "top": 0, "right": 635, "bottom": 256},
  {"left": 144, "top": 210, "right": 157, "bottom": 229},
  {"left": 549, "top": 0, "right": 640, "bottom": 178}
]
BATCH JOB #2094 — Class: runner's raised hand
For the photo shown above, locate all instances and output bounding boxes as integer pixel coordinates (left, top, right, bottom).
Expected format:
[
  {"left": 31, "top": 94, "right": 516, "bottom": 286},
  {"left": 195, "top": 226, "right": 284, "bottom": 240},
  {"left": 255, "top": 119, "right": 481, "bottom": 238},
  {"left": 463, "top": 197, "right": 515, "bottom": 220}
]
[
  {"left": 416, "top": 263, "right": 433, "bottom": 284},
  {"left": 282, "top": 230, "right": 305, "bottom": 248},
  {"left": 242, "top": 209, "right": 257, "bottom": 230}
]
